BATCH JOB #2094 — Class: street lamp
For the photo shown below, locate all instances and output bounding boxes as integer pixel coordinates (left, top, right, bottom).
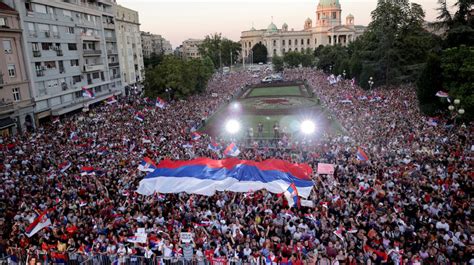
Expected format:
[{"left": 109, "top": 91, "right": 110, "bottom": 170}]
[
  {"left": 368, "top": 77, "right": 374, "bottom": 90},
  {"left": 165, "top": 88, "right": 172, "bottom": 101},
  {"left": 448, "top": 98, "right": 464, "bottom": 127},
  {"left": 343, "top": 70, "right": 346, "bottom": 79}
]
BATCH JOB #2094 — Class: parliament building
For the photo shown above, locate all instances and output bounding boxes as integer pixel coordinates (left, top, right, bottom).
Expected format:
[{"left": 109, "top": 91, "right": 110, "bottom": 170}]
[{"left": 240, "top": 0, "right": 366, "bottom": 61}]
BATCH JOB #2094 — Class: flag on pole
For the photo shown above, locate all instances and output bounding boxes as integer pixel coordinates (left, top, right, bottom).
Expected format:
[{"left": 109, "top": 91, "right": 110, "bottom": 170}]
[
  {"left": 58, "top": 161, "right": 72, "bottom": 173},
  {"left": 333, "top": 226, "right": 345, "bottom": 241},
  {"left": 138, "top": 157, "right": 157, "bottom": 172},
  {"left": 156, "top": 97, "right": 166, "bottom": 109},
  {"left": 25, "top": 208, "right": 53, "bottom": 237},
  {"left": 82, "top": 87, "right": 94, "bottom": 98},
  {"left": 426, "top": 117, "right": 439, "bottom": 126},
  {"left": 435, "top": 91, "right": 449, "bottom": 98},
  {"left": 135, "top": 112, "right": 145, "bottom": 122},
  {"left": 223, "top": 143, "right": 240, "bottom": 157},
  {"left": 80, "top": 166, "right": 94, "bottom": 176},
  {"left": 283, "top": 183, "right": 300, "bottom": 208},
  {"left": 191, "top": 132, "right": 202, "bottom": 141},
  {"left": 356, "top": 147, "right": 369, "bottom": 161},
  {"left": 207, "top": 141, "right": 221, "bottom": 153},
  {"left": 106, "top": 96, "right": 118, "bottom": 105}
]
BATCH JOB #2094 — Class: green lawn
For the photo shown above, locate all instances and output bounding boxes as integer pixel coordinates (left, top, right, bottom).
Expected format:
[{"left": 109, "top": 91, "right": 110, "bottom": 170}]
[{"left": 247, "top": 86, "right": 302, "bottom": 97}]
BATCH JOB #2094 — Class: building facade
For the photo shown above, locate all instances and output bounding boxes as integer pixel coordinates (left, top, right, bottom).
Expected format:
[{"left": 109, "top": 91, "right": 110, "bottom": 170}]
[
  {"left": 0, "top": 2, "right": 34, "bottom": 135},
  {"left": 240, "top": 0, "right": 366, "bottom": 61},
  {"left": 3, "top": 0, "right": 123, "bottom": 123},
  {"left": 181, "top": 38, "right": 203, "bottom": 59},
  {"left": 141, "top": 32, "right": 172, "bottom": 58},
  {"left": 115, "top": 5, "right": 144, "bottom": 87}
]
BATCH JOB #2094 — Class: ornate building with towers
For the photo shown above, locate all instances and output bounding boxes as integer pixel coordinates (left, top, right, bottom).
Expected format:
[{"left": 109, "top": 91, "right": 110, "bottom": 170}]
[{"left": 240, "top": 0, "right": 366, "bottom": 61}]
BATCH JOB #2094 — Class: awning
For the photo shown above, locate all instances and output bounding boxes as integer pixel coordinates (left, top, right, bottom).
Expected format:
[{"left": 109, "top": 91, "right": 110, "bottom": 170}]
[
  {"left": 0, "top": 117, "right": 16, "bottom": 130},
  {"left": 51, "top": 102, "right": 84, "bottom": 116}
]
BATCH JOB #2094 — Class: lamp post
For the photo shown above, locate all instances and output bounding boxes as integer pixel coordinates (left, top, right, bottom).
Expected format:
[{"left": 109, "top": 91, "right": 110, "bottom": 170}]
[
  {"left": 343, "top": 70, "right": 346, "bottom": 79},
  {"left": 448, "top": 98, "right": 465, "bottom": 127},
  {"left": 368, "top": 77, "right": 374, "bottom": 90},
  {"left": 165, "top": 88, "right": 172, "bottom": 101}
]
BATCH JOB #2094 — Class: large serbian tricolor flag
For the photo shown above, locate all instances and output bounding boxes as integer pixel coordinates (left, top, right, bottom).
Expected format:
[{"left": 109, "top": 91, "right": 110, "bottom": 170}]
[{"left": 136, "top": 157, "right": 314, "bottom": 198}]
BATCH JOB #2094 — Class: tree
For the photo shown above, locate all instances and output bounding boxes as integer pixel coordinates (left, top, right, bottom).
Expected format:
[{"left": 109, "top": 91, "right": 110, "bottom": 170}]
[
  {"left": 284, "top": 52, "right": 302, "bottom": 68},
  {"left": 416, "top": 53, "right": 444, "bottom": 115},
  {"left": 272, "top": 55, "right": 284, "bottom": 72},
  {"left": 198, "top": 33, "right": 241, "bottom": 69},
  {"left": 441, "top": 45, "right": 474, "bottom": 121},
  {"left": 433, "top": 0, "right": 474, "bottom": 47},
  {"left": 315, "top": 45, "right": 348, "bottom": 73},
  {"left": 144, "top": 55, "right": 215, "bottom": 99},
  {"left": 301, "top": 49, "right": 316, "bottom": 68},
  {"left": 144, "top": 53, "right": 164, "bottom": 69},
  {"left": 251, "top": 43, "right": 268, "bottom": 63}
]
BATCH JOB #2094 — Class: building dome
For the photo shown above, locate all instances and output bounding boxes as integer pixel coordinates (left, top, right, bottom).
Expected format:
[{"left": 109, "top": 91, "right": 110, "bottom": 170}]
[
  {"left": 267, "top": 22, "right": 278, "bottom": 33},
  {"left": 282, "top": 22, "right": 288, "bottom": 28},
  {"left": 347, "top": 13, "right": 354, "bottom": 18},
  {"left": 318, "top": 0, "right": 340, "bottom": 8},
  {"left": 305, "top": 17, "right": 312, "bottom": 23},
  {"left": 250, "top": 26, "right": 256, "bottom": 31}
]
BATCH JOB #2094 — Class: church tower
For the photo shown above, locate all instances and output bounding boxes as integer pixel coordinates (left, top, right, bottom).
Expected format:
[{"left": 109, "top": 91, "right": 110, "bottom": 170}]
[{"left": 315, "top": 0, "right": 342, "bottom": 28}]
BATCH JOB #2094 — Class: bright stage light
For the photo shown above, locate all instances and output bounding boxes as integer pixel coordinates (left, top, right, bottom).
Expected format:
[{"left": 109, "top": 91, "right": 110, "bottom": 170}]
[
  {"left": 231, "top": 102, "right": 240, "bottom": 109},
  {"left": 225, "top": 119, "right": 241, "bottom": 134},
  {"left": 300, "top": 120, "right": 316, "bottom": 134}
]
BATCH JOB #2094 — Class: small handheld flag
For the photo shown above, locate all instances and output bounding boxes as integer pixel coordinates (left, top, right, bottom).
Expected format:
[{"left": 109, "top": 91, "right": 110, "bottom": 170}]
[
  {"left": 191, "top": 132, "right": 202, "bottom": 141},
  {"left": 156, "top": 97, "right": 166, "bottom": 109},
  {"left": 135, "top": 112, "right": 145, "bottom": 122},
  {"left": 223, "top": 143, "right": 240, "bottom": 157},
  {"left": 106, "top": 96, "right": 117, "bottom": 105},
  {"left": 435, "top": 91, "right": 449, "bottom": 98},
  {"left": 356, "top": 147, "right": 369, "bottom": 161},
  {"left": 208, "top": 141, "right": 221, "bottom": 153},
  {"left": 80, "top": 166, "right": 94, "bottom": 176},
  {"left": 283, "top": 183, "right": 300, "bottom": 208}
]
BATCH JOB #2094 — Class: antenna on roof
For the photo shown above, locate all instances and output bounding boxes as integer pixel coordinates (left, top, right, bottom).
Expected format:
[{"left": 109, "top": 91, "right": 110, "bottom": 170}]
[{"left": 271, "top": 16, "right": 274, "bottom": 23}]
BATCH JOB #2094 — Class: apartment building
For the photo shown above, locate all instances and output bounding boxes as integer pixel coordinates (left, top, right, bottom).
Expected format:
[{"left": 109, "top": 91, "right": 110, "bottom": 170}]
[
  {"left": 0, "top": 2, "right": 34, "bottom": 135},
  {"left": 182, "top": 38, "right": 203, "bottom": 59},
  {"left": 3, "top": 0, "right": 122, "bottom": 123},
  {"left": 115, "top": 5, "right": 144, "bottom": 88},
  {"left": 141, "top": 31, "right": 172, "bottom": 58}
]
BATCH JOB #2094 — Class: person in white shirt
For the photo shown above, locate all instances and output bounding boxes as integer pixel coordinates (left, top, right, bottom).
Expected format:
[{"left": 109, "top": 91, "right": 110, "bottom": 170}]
[{"left": 436, "top": 218, "right": 450, "bottom": 231}]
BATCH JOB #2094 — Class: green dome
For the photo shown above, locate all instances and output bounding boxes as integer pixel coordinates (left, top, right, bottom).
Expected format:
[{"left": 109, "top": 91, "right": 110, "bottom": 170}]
[
  {"left": 318, "top": 0, "right": 340, "bottom": 8},
  {"left": 347, "top": 13, "right": 354, "bottom": 18},
  {"left": 267, "top": 22, "right": 278, "bottom": 33}
]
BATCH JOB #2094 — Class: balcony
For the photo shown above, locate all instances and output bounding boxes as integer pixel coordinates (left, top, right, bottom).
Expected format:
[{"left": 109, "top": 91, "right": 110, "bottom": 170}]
[
  {"left": 107, "top": 49, "right": 118, "bottom": 55},
  {"left": 83, "top": 50, "right": 102, "bottom": 56},
  {"left": 36, "top": 69, "right": 45, "bottom": 77},
  {"left": 105, "top": 37, "right": 116, "bottom": 42},
  {"left": 108, "top": 62, "right": 119, "bottom": 67},
  {"left": 33, "top": 50, "right": 41, "bottom": 57},
  {"left": 80, "top": 34, "right": 101, "bottom": 42},
  {"left": 0, "top": 99, "right": 34, "bottom": 115},
  {"left": 83, "top": 64, "right": 105, "bottom": 72},
  {"left": 103, "top": 22, "right": 115, "bottom": 30},
  {"left": 56, "top": 49, "right": 63, "bottom": 56},
  {"left": 112, "top": 74, "right": 121, "bottom": 80}
]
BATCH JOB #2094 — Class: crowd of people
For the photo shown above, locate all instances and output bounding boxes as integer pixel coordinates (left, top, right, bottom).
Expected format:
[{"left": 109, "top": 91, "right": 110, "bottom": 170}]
[{"left": 0, "top": 68, "right": 472, "bottom": 265}]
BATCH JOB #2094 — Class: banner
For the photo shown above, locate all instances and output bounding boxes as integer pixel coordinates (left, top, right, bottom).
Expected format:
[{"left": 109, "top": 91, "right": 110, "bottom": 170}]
[
  {"left": 317, "top": 163, "right": 335, "bottom": 175},
  {"left": 180, "top": 232, "right": 193, "bottom": 243}
]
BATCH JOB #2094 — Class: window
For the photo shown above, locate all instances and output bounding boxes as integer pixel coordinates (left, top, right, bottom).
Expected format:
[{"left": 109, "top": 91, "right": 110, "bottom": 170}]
[
  {"left": 73, "top": 75, "right": 81, "bottom": 84},
  {"left": 33, "top": 4, "right": 47, "bottom": 14},
  {"left": 32, "top": 42, "right": 40, "bottom": 51},
  {"left": 41, "top": 43, "right": 52, "bottom": 50},
  {"left": 282, "top": 40, "right": 285, "bottom": 46},
  {"left": 68, "top": 43, "right": 77, "bottom": 50},
  {"left": 332, "top": 12, "right": 337, "bottom": 19},
  {"left": 289, "top": 40, "right": 291, "bottom": 45},
  {"left": 301, "top": 39, "right": 304, "bottom": 45},
  {"left": 38, "top": 23, "right": 49, "bottom": 32},
  {"left": 75, "top": 91, "right": 83, "bottom": 98},
  {"left": 7, "top": 64, "right": 16, "bottom": 77},
  {"left": 95, "top": 86, "right": 101, "bottom": 93},
  {"left": 3, "top": 40, "right": 12, "bottom": 54},
  {"left": 273, "top": 40, "right": 276, "bottom": 46},
  {"left": 27, "top": 22, "right": 35, "bottom": 36},
  {"left": 44, "top": 61, "right": 56, "bottom": 69},
  {"left": 12, "top": 88, "right": 21, "bottom": 101},
  {"left": 67, "top": 27, "right": 74, "bottom": 34},
  {"left": 0, "top": 17, "right": 6, "bottom": 27},
  {"left": 63, "top": 10, "right": 72, "bottom": 17},
  {"left": 70, "top": 59, "right": 79, "bottom": 67},
  {"left": 295, "top": 39, "right": 297, "bottom": 46},
  {"left": 307, "top": 39, "right": 310, "bottom": 45},
  {"left": 92, "top": 72, "right": 100, "bottom": 79}
]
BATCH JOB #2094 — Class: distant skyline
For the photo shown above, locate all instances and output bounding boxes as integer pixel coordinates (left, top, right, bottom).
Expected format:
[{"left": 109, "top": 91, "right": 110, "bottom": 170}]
[{"left": 118, "top": 0, "right": 456, "bottom": 48}]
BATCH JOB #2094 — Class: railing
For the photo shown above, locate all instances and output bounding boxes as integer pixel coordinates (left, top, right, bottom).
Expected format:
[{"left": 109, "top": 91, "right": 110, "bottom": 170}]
[
  {"left": 83, "top": 50, "right": 101, "bottom": 56},
  {"left": 36, "top": 69, "right": 45, "bottom": 77},
  {"left": 107, "top": 49, "right": 118, "bottom": 54},
  {"left": 33, "top": 50, "right": 41, "bottom": 57},
  {"left": 83, "top": 64, "right": 105, "bottom": 72},
  {"left": 109, "top": 62, "right": 119, "bottom": 67},
  {"left": 56, "top": 49, "right": 63, "bottom": 56}
]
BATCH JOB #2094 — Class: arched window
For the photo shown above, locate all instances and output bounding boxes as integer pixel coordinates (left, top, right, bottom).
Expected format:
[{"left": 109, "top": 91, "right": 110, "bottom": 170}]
[
  {"left": 282, "top": 40, "right": 285, "bottom": 46},
  {"left": 315, "top": 38, "right": 317, "bottom": 45},
  {"left": 273, "top": 49, "right": 276, "bottom": 56},
  {"left": 273, "top": 40, "right": 276, "bottom": 46},
  {"left": 295, "top": 48, "right": 298, "bottom": 52}
]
